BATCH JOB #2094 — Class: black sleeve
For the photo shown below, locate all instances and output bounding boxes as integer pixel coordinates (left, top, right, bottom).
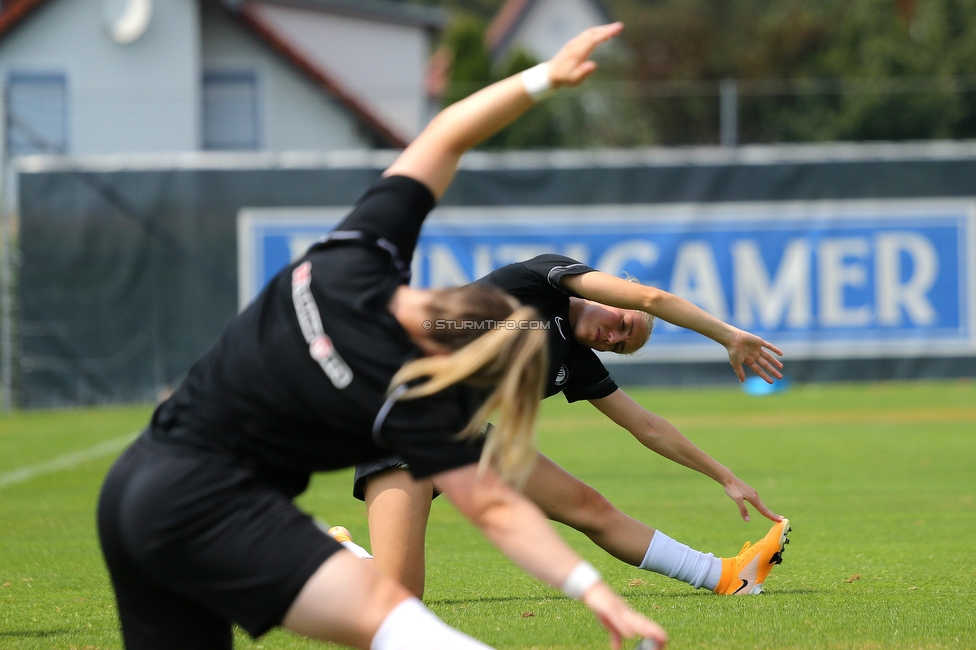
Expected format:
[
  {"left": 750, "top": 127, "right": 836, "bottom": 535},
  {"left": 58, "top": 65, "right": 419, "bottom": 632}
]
[
  {"left": 377, "top": 386, "right": 485, "bottom": 479},
  {"left": 560, "top": 343, "right": 618, "bottom": 403},
  {"left": 333, "top": 175, "right": 436, "bottom": 268},
  {"left": 518, "top": 254, "right": 596, "bottom": 298}
]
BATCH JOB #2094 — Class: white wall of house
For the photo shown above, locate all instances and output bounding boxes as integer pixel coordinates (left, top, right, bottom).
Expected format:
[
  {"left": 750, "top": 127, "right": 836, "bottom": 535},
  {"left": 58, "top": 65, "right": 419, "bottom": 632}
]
[
  {"left": 250, "top": 1, "right": 432, "bottom": 141},
  {"left": 201, "top": 0, "right": 373, "bottom": 152},
  {"left": 0, "top": 0, "right": 201, "bottom": 155},
  {"left": 497, "top": 0, "right": 607, "bottom": 63}
]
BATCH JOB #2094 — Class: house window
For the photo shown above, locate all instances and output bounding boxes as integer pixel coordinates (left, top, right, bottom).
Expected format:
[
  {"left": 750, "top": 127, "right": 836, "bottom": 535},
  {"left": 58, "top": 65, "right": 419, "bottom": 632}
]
[
  {"left": 6, "top": 72, "right": 68, "bottom": 156},
  {"left": 202, "top": 71, "right": 260, "bottom": 150}
]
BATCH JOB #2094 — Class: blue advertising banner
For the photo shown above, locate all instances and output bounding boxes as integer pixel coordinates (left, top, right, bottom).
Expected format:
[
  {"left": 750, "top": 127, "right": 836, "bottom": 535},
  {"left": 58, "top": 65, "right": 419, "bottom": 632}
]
[{"left": 238, "top": 200, "right": 975, "bottom": 362}]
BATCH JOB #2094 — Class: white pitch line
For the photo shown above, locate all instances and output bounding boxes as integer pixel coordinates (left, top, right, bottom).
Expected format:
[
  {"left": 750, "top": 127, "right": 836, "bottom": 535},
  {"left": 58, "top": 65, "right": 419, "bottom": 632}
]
[{"left": 0, "top": 431, "right": 138, "bottom": 489}]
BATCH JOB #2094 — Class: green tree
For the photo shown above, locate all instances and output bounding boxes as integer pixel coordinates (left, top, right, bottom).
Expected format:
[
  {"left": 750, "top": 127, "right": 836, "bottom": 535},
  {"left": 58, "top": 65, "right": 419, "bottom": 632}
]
[
  {"left": 439, "top": 16, "right": 654, "bottom": 148},
  {"left": 440, "top": 16, "right": 493, "bottom": 108},
  {"left": 608, "top": 0, "right": 976, "bottom": 144}
]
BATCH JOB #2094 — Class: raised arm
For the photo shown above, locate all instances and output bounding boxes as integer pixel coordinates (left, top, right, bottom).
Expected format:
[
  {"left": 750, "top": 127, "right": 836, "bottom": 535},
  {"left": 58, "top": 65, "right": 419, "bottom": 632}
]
[
  {"left": 433, "top": 463, "right": 667, "bottom": 649},
  {"left": 383, "top": 23, "right": 623, "bottom": 199},
  {"left": 590, "top": 389, "right": 782, "bottom": 523},
  {"left": 561, "top": 271, "right": 784, "bottom": 383}
]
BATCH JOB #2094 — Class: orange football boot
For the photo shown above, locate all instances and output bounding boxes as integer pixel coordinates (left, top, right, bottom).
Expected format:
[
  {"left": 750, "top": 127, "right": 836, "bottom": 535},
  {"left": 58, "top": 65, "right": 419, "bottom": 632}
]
[
  {"left": 327, "top": 525, "right": 353, "bottom": 544},
  {"left": 713, "top": 518, "right": 790, "bottom": 595}
]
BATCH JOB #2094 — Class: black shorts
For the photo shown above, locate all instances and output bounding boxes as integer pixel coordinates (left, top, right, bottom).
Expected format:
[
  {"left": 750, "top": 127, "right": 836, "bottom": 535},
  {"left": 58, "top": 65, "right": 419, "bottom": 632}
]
[
  {"left": 352, "top": 455, "right": 410, "bottom": 501},
  {"left": 97, "top": 433, "right": 343, "bottom": 650},
  {"left": 352, "top": 423, "right": 494, "bottom": 501}
]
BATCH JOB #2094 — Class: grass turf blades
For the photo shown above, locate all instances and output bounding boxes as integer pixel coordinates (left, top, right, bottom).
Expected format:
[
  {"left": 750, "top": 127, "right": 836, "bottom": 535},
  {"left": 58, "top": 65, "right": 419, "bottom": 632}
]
[{"left": 1, "top": 381, "right": 974, "bottom": 649}]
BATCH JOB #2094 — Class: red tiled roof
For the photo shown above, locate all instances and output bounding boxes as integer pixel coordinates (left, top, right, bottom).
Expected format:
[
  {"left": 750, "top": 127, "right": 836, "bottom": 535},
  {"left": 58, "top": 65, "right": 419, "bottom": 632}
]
[
  {"left": 485, "top": 0, "right": 534, "bottom": 53},
  {"left": 0, "top": 0, "right": 51, "bottom": 38}
]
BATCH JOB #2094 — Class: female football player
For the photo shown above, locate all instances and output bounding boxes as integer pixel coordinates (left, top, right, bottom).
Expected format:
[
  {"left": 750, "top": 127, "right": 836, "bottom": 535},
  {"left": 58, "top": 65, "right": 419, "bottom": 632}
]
[
  {"left": 97, "top": 22, "right": 667, "bottom": 650},
  {"left": 345, "top": 257, "right": 790, "bottom": 600}
]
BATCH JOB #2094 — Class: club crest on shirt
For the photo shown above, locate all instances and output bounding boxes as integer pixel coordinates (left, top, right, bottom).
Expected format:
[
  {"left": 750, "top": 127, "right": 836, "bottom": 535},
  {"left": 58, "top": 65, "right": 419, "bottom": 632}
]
[
  {"left": 292, "top": 261, "right": 353, "bottom": 389},
  {"left": 555, "top": 364, "right": 569, "bottom": 386}
]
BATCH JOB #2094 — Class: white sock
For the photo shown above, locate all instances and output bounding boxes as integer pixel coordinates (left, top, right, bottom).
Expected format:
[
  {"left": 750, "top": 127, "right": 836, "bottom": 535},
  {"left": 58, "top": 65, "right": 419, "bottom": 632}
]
[
  {"left": 314, "top": 520, "right": 373, "bottom": 559},
  {"left": 370, "top": 598, "right": 493, "bottom": 650},
  {"left": 340, "top": 539, "right": 374, "bottom": 560},
  {"left": 639, "top": 531, "right": 724, "bottom": 590}
]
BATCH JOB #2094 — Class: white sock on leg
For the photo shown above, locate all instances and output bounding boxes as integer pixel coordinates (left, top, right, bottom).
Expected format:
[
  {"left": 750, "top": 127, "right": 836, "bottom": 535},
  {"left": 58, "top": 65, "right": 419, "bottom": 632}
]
[
  {"left": 370, "top": 598, "right": 493, "bottom": 650},
  {"left": 339, "top": 539, "right": 374, "bottom": 559},
  {"left": 639, "top": 530, "right": 723, "bottom": 590}
]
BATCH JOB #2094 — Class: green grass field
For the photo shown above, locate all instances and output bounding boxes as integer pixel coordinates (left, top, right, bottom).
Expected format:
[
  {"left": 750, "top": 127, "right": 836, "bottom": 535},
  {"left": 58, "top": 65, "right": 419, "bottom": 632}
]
[{"left": 1, "top": 381, "right": 974, "bottom": 649}]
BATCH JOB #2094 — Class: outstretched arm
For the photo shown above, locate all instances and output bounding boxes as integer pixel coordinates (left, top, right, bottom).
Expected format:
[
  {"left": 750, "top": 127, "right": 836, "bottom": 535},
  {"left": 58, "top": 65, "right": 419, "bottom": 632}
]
[
  {"left": 590, "top": 389, "right": 782, "bottom": 523},
  {"left": 384, "top": 23, "right": 623, "bottom": 199},
  {"left": 561, "top": 271, "right": 784, "bottom": 383},
  {"left": 434, "top": 463, "right": 667, "bottom": 649}
]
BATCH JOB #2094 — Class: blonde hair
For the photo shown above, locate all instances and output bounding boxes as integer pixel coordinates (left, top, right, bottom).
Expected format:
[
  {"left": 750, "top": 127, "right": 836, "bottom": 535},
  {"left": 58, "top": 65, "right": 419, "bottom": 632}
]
[
  {"left": 622, "top": 273, "right": 655, "bottom": 354},
  {"left": 390, "top": 288, "right": 548, "bottom": 486}
]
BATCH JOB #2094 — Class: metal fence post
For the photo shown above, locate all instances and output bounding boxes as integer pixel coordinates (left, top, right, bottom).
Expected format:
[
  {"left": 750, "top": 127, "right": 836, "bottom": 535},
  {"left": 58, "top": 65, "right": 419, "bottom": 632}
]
[
  {"left": 720, "top": 78, "right": 738, "bottom": 147},
  {"left": 0, "top": 86, "right": 12, "bottom": 412}
]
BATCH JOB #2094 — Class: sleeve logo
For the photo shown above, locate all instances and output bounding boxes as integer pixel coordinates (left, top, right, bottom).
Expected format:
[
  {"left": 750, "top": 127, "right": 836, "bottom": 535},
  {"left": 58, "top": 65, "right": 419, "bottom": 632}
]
[{"left": 291, "top": 261, "right": 353, "bottom": 389}]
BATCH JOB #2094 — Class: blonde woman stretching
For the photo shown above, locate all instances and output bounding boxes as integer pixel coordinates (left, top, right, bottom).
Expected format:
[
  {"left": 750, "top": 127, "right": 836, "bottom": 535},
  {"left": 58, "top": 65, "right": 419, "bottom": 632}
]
[
  {"left": 343, "top": 255, "right": 791, "bottom": 602},
  {"left": 97, "top": 23, "right": 666, "bottom": 650}
]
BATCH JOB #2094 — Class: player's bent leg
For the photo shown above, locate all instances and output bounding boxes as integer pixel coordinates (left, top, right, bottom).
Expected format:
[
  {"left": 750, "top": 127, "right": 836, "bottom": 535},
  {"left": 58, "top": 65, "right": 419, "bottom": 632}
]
[
  {"left": 283, "top": 552, "right": 491, "bottom": 649},
  {"left": 522, "top": 453, "right": 654, "bottom": 566},
  {"left": 364, "top": 468, "right": 434, "bottom": 599},
  {"left": 283, "top": 551, "right": 408, "bottom": 648}
]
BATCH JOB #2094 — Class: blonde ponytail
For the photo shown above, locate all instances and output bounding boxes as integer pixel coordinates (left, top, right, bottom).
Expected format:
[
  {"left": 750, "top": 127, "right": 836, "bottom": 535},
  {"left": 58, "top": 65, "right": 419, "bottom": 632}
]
[{"left": 390, "top": 305, "right": 548, "bottom": 486}]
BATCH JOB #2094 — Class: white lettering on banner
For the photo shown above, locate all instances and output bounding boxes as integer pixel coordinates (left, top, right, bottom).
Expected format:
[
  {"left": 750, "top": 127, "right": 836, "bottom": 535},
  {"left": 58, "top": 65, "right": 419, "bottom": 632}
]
[
  {"left": 291, "top": 261, "right": 353, "bottom": 389},
  {"left": 407, "top": 230, "right": 945, "bottom": 332},
  {"left": 819, "top": 238, "right": 872, "bottom": 327},
  {"left": 429, "top": 244, "right": 469, "bottom": 288},
  {"left": 243, "top": 199, "right": 970, "bottom": 363},
  {"left": 598, "top": 240, "right": 659, "bottom": 279},
  {"left": 733, "top": 239, "right": 812, "bottom": 329},
  {"left": 876, "top": 232, "right": 938, "bottom": 326},
  {"left": 473, "top": 245, "right": 494, "bottom": 280},
  {"left": 670, "top": 241, "right": 730, "bottom": 320}
]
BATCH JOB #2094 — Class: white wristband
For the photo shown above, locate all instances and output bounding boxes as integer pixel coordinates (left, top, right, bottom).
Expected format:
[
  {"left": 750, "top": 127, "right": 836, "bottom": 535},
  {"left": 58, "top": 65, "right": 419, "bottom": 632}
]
[
  {"left": 521, "top": 63, "right": 553, "bottom": 101},
  {"left": 561, "top": 560, "right": 601, "bottom": 599}
]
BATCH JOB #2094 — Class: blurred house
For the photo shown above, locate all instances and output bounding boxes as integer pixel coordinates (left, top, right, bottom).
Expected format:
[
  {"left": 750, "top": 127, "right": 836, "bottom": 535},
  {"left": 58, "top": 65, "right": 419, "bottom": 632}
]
[
  {"left": 0, "top": 0, "right": 446, "bottom": 159},
  {"left": 486, "top": 0, "right": 613, "bottom": 64}
]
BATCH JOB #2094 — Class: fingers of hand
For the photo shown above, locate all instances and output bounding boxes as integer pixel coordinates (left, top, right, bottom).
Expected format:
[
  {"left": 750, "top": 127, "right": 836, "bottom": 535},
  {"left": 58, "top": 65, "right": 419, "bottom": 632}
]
[
  {"left": 757, "top": 356, "right": 783, "bottom": 379},
  {"left": 581, "top": 22, "right": 623, "bottom": 44},
  {"left": 568, "top": 61, "right": 598, "bottom": 85},
  {"left": 554, "top": 23, "right": 621, "bottom": 83},
  {"left": 745, "top": 494, "right": 781, "bottom": 521},
  {"left": 761, "top": 348, "right": 785, "bottom": 369},
  {"left": 748, "top": 360, "right": 773, "bottom": 383},
  {"left": 736, "top": 499, "right": 750, "bottom": 521},
  {"left": 608, "top": 610, "right": 663, "bottom": 647}
]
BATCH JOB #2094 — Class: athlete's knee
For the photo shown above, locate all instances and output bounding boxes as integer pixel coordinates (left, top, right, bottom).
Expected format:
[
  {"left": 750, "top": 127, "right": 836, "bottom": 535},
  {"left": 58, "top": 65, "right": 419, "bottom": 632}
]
[{"left": 568, "top": 484, "right": 617, "bottom": 537}]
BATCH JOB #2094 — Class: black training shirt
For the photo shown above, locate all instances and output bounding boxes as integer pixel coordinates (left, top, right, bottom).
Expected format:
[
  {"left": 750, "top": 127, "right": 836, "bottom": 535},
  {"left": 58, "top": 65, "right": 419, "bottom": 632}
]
[
  {"left": 150, "top": 176, "right": 484, "bottom": 480},
  {"left": 480, "top": 255, "right": 618, "bottom": 402}
]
